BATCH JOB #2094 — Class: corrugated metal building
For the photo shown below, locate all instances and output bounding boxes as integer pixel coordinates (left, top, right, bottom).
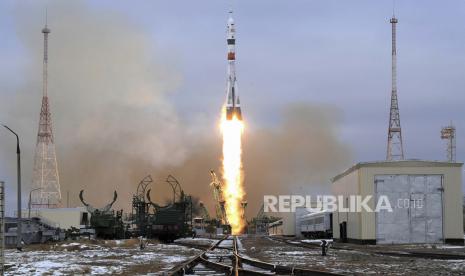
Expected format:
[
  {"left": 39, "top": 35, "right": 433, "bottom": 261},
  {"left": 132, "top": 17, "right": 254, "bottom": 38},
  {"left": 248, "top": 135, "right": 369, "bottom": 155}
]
[{"left": 332, "top": 160, "right": 464, "bottom": 245}]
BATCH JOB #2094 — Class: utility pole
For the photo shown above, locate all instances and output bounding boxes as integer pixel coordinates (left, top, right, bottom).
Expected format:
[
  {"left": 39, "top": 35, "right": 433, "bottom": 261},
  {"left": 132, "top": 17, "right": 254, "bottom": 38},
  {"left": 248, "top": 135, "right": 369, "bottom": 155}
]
[
  {"left": 0, "top": 181, "right": 5, "bottom": 274},
  {"left": 2, "top": 125, "right": 22, "bottom": 251}
]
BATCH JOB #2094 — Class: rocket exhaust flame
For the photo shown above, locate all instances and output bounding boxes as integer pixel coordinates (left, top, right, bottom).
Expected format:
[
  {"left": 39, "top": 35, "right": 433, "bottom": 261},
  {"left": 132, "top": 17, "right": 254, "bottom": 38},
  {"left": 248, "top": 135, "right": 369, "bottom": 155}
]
[{"left": 220, "top": 110, "right": 245, "bottom": 234}]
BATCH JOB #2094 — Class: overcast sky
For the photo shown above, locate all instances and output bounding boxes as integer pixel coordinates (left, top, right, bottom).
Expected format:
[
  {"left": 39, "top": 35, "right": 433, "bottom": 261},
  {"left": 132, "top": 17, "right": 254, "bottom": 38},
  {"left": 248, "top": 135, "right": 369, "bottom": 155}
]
[
  {"left": 1, "top": 0, "right": 465, "bottom": 211},
  {"left": 46, "top": 0, "right": 465, "bottom": 162}
]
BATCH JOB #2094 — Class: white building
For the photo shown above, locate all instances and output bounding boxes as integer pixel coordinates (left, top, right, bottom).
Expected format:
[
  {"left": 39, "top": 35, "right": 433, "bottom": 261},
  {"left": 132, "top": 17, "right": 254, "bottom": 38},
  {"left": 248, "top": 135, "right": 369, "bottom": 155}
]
[
  {"left": 332, "top": 160, "right": 464, "bottom": 245},
  {"left": 23, "top": 207, "right": 89, "bottom": 229}
]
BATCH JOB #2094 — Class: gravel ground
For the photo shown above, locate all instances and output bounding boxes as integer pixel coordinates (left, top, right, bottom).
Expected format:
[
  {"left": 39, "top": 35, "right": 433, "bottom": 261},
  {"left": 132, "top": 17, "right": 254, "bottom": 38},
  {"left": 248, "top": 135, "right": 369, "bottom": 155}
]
[
  {"left": 4, "top": 239, "right": 202, "bottom": 275},
  {"left": 4, "top": 237, "right": 465, "bottom": 275},
  {"left": 240, "top": 236, "right": 465, "bottom": 275}
]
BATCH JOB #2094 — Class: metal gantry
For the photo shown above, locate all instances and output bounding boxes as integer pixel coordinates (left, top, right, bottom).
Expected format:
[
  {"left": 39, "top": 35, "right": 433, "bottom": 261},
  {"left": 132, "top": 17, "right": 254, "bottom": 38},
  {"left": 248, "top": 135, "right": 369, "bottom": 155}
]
[
  {"left": 132, "top": 175, "right": 153, "bottom": 237},
  {"left": 31, "top": 19, "right": 61, "bottom": 208},
  {"left": 240, "top": 200, "right": 247, "bottom": 220},
  {"left": 198, "top": 201, "right": 211, "bottom": 221},
  {"left": 441, "top": 124, "right": 456, "bottom": 162},
  {"left": 209, "top": 170, "right": 228, "bottom": 224},
  {"left": 386, "top": 15, "right": 405, "bottom": 161}
]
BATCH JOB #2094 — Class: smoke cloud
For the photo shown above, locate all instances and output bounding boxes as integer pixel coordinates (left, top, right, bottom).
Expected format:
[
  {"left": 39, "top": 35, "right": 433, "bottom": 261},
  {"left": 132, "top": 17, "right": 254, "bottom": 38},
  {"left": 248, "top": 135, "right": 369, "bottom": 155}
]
[
  {"left": 0, "top": 1, "right": 351, "bottom": 218},
  {"left": 1, "top": 1, "right": 187, "bottom": 212},
  {"left": 160, "top": 103, "right": 352, "bottom": 217}
]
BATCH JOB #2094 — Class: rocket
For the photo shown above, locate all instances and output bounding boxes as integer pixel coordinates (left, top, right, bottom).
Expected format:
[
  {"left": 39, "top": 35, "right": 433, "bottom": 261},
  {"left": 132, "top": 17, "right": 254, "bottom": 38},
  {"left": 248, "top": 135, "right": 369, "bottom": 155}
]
[{"left": 225, "top": 11, "right": 242, "bottom": 121}]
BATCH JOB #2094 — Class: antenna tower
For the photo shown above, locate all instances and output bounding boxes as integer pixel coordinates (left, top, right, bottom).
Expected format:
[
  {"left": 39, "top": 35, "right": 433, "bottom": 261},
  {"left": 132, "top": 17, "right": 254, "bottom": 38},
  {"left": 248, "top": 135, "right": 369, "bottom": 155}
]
[
  {"left": 31, "top": 16, "right": 62, "bottom": 208},
  {"left": 386, "top": 14, "right": 405, "bottom": 161}
]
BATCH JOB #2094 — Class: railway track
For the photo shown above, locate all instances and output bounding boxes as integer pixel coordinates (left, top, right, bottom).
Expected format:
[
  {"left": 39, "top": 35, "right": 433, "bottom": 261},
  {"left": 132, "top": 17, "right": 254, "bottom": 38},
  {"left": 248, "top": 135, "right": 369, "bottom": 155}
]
[{"left": 168, "top": 236, "right": 341, "bottom": 275}]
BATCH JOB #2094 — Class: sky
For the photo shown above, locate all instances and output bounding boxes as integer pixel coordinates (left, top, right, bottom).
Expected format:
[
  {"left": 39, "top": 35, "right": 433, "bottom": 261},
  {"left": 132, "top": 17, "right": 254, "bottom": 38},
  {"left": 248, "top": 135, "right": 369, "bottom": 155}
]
[
  {"left": 92, "top": 0, "right": 465, "bottom": 161},
  {"left": 1, "top": 0, "right": 465, "bottom": 214}
]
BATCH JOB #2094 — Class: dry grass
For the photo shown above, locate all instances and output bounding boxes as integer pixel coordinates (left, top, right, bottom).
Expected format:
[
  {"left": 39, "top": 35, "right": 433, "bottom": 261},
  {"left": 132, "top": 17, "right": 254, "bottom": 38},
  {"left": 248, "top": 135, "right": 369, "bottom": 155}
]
[{"left": 120, "top": 263, "right": 165, "bottom": 275}]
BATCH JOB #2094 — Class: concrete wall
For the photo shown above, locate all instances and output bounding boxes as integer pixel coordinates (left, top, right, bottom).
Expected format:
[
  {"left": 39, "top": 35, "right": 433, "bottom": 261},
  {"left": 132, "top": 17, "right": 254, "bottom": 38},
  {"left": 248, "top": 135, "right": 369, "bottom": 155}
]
[{"left": 332, "top": 168, "right": 360, "bottom": 240}]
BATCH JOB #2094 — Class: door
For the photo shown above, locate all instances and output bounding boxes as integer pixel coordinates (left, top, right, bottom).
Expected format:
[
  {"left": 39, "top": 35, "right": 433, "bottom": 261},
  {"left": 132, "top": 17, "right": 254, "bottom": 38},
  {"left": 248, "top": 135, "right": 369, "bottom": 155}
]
[
  {"left": 375, "top": 175, "right": 410, "bottom": 244},
  {"left": 410, "top": 176, "right": 427, "bottom": 243},
  {"left": 424, "top": 175, "right": 444, "bottom": 243},
  {"left": 375, "top": 175, "right": 443, "bottom": 244}
]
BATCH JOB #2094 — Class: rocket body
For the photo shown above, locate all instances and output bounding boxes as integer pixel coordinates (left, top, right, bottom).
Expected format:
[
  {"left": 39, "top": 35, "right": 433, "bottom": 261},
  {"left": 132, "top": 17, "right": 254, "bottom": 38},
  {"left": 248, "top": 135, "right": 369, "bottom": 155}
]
[{"left": 225, "top": 12, "right": 242, "bottom": 121}]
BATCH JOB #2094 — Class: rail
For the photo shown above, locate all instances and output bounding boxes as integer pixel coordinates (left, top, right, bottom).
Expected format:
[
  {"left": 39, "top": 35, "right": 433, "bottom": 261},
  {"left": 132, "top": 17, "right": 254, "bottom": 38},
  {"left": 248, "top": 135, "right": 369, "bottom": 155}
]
[
  {"left": 170, "top": 235, "right": 342, "bottom": 275},
  {"left": 169, "top": 236, "right": 230, "bottom": 275}
]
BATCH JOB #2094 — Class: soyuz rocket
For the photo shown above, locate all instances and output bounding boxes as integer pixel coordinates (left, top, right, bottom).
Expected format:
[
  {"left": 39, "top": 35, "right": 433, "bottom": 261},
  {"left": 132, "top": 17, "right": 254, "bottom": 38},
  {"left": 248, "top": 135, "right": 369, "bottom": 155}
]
[{"left": 225, "top": 11, "right": 242, "bottom": 121}]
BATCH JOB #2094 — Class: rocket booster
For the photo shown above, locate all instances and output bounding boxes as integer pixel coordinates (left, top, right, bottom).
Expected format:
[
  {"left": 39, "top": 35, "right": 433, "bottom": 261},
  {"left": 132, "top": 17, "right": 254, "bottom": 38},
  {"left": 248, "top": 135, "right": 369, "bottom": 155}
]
[{"left": 225, "top": 11, "right": 242, "bottom": 121}]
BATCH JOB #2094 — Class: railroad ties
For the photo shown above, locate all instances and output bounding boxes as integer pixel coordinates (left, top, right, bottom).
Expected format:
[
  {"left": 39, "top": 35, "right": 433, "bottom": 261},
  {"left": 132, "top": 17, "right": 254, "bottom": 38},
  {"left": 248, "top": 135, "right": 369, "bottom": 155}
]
[{"left": 168, "top": 236, "right": 341, "bottom": 276}]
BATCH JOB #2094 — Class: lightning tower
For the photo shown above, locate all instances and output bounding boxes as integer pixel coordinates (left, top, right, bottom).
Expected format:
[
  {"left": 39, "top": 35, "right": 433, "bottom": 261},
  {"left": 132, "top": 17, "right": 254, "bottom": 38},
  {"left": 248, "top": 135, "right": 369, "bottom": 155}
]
[
  {"left": 441, "top": 124, "right": 456, "bottom": 162},
  {"left": 31, "top": 16, "right": 62, "bottom": 208},
  {"left": 386, "top": 14, "right": 405, "bottom": 161}
]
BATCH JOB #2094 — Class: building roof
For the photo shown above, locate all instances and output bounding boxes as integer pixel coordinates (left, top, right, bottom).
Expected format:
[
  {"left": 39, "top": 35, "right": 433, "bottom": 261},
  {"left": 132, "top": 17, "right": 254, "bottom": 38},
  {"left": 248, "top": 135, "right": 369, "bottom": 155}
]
[{"left": 332, "top": 159, "right": 463, "bottom": 183}]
